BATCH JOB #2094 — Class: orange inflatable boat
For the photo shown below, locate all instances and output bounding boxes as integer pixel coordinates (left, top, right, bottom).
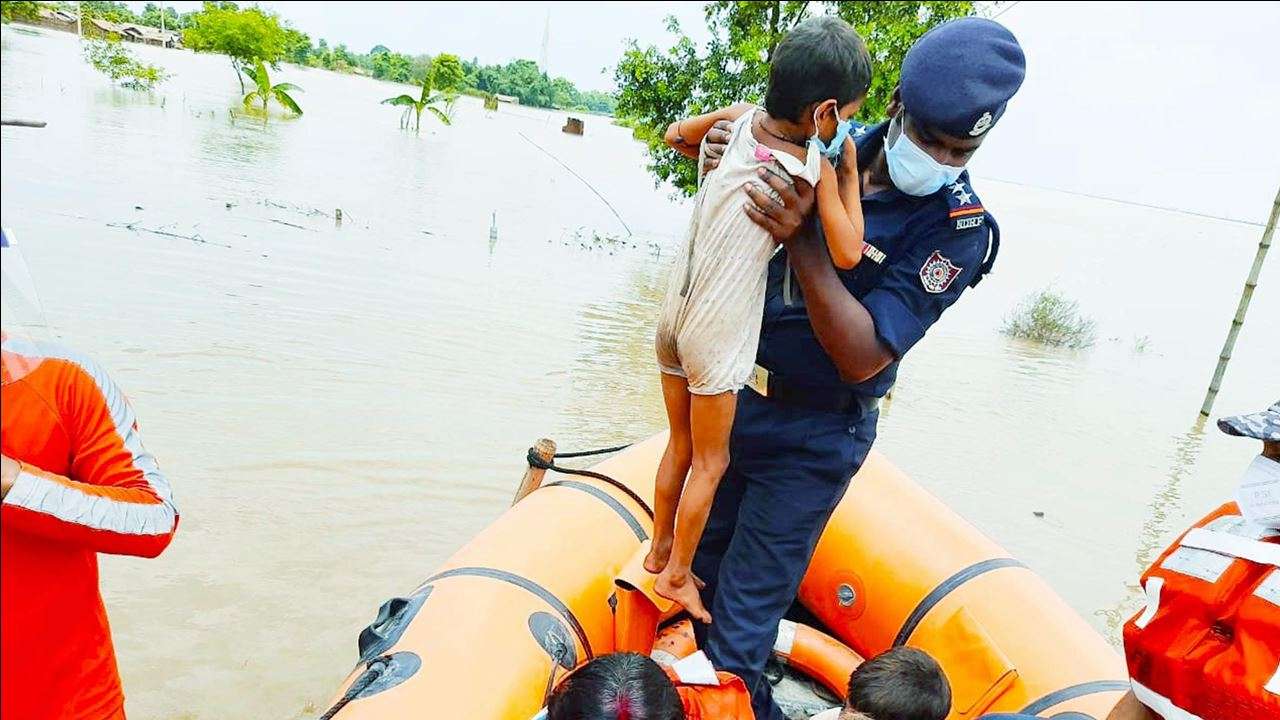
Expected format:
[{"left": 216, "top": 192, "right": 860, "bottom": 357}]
[{"left": 319, "top": 434, "right": 1126, "bottom": 719}]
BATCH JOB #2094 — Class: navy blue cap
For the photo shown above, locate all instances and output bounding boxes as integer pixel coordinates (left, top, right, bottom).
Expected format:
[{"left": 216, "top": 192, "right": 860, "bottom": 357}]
[{"left": 899, "top": 17, "right": 1026, "bottom": 138}]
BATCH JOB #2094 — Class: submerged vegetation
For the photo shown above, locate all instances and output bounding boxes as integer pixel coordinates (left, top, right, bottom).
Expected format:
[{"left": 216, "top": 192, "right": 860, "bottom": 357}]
[
  {"left": 1002, "top": 289, "right": 1098, "bottom": 349},
  {"left": 182, "top": 2, "right": 291, "bottom": 93},
  {"left": 26, "top": 2, "right": 617, "bottom": 124},
  {"left": 382, "top": 70, "right": 451, "bottom": 131},
  {"left": 242, "top": 60, "right": 302, "bottom": 117},
  {"left": 83, "top": 36, "right": 169, "bottom": 90},
  {"left": 381, "top": 53, "right": 463, "bottom": 130}
]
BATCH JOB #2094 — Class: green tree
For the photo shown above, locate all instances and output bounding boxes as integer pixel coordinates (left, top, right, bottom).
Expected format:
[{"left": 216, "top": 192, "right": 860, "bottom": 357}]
[
  {"left": 242, "top": 59, "right": 302, "bottom": 117},
  {"left": 410, "top": 54, "right": 435, "bottom": 84},
  {"left": 615, "top": 1, "right": 973, "bottom": 194},
  {"left": 381, "top": 70, "right": 452, "bottom": 132},
  {"left": 580, "top": 90, "right": 618, "bottom": 115},
  {"left": 183, "top": 2, "right": 288, "bottom": 93},
  {"left": 491, "top": 59, "right": 553, "bottom": 106},
  {"left": 282, "top": 27, "right": 312, "bottom": 65},
  {"left": 550, "top": 76, "right": 581, "bottom": 109},
  {"left": 332, "top": 43, "right": 356, "bottom": 71},
  {"left": 430, "top": 53, "right": 465, "bottom": 92},
  {"left": 83, "top": 35, "right": 170, "bottom": 90},
  {"left": 139, "top": 3, "right": 184, "bottom": 30},
  {"left": 371, "top": 50, "right": 413, "bottom": 83},
  {"left": 1, "top": 1, "right": 40, "bottom": 24},
  {"left": 80, "top": 1, "right": 139, "bottom": 23}
]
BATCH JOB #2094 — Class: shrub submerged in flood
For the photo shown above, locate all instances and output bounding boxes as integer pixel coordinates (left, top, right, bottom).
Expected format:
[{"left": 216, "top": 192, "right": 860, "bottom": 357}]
[{"left": 1001, "top": 288, "right": 1097, "bottom": 349}]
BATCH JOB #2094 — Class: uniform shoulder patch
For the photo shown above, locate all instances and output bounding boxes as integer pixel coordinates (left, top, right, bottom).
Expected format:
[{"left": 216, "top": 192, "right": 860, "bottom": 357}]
[
  {"left": 920, "top": 250, "right": 962, "bottom": 294},
  {"left": 946, "top": 180, "right": 985, "bottom": 231}
]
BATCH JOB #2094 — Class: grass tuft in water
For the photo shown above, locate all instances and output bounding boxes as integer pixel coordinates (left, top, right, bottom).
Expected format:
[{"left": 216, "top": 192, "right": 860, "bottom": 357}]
[{"left": 1001, "top": 288, "right": 1097, "bottom": 349}]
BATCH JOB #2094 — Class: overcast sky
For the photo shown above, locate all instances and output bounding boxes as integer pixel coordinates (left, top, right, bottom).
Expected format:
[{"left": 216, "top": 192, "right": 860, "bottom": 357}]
[{"left": 131, "top": 1, "right": 1279, "bottom": 224}]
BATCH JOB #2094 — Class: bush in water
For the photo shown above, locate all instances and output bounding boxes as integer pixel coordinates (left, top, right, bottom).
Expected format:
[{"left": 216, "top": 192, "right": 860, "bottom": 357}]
[
  {"left": 83, "top": 36, "right": 170, "bottom": 91},
  {"left": 1001, "top": 288, "right": 1097, "bottom": 349}
]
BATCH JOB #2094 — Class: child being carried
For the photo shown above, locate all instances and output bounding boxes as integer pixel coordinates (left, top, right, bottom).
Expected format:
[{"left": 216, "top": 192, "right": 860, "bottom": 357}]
[{"left": 646, "top": 16, "right": 873, "bottom": 622}]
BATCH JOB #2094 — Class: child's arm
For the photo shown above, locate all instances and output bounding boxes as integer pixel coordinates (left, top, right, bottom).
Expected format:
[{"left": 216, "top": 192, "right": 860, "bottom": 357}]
[
  {"left": 816, "top": 136, "right": 865, "bottom": 270},
  {"left": 664, "top": 102, "right": 756, "bottom": 159}
]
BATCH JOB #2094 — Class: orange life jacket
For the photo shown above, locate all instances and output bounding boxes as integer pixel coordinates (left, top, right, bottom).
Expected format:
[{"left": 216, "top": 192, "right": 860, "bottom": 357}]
[
  {"left": 1122, "top": 502, "right": 1280, "bottom": 720},
  {"left": 663, "top": 665, "right": 755, "bottom": 720}
]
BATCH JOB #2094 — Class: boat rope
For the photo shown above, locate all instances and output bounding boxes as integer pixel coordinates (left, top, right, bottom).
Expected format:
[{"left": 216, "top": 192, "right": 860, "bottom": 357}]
[
  {"left": 317, "top": 656, "right": 388, "bottom": 720},
  {"left": 526, "top": 444, "right": 654, "bottom": 520},
  {"left": 516, "top": 131, "right": 634, "bottom": 237}
]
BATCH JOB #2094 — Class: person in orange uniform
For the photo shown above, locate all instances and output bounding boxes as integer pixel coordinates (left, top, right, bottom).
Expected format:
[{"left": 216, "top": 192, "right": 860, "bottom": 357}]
[
  {"left": 1, "top": 228, "right": 179, "bottom": 720},
  {"left": 1109, "top": 401, "right": 1280, "bottom": 720},
  {"left": 545, "top": 651, "right": 754, "bottom": 720}
]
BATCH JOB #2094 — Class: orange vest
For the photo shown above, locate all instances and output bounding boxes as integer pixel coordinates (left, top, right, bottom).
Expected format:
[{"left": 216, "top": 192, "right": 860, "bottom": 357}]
[
  {"left": 663, "top": 667, "right": 755, "bottom": 720},
  {"left": 1122, "top": 502, "right": 1280, "bottom": 720},
  {"left": 2, "top": 339, "right": 178, "bottom": 720}
]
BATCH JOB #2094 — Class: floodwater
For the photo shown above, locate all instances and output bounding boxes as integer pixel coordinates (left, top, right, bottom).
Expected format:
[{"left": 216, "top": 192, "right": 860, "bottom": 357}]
[{"left": 2, "top": 26, "right": 1276, "bottom": 720}]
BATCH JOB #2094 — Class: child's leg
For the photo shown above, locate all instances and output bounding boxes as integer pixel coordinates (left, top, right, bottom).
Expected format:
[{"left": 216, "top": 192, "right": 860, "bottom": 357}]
[
  {"left": 655, "top": 389, "right": 737, "bottom": 624},
  {"left": 646, "top": 372, "right": 694, "bottom": 574}
]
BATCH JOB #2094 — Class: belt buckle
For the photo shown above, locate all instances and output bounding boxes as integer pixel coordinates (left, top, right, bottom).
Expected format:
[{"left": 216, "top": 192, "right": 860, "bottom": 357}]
[{"left": 748, "top": 364, "right": 770, "bottom": 397}]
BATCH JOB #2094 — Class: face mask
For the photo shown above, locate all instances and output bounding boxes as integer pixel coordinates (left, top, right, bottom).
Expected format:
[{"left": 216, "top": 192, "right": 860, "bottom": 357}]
[
  {"left": 884, "top": 112, "right": 965, "bottom": 196},
  {"left": 810, "top": 104, "right": 853, "bottom": 161},
  {"left": 1235, "top": 454, "right": 1280, "bottom": 528}
]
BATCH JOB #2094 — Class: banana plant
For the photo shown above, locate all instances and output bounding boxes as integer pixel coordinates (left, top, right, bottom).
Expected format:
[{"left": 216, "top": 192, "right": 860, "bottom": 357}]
[
  {"left": 382, "top": 73, "right": 452, "bottom": 132},
  {"left": 242, "top": 60, "right": 303, "bottom": 117}
]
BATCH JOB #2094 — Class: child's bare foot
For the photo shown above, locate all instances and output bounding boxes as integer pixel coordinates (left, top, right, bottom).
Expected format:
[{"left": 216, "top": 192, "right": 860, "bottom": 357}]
[
  {"left": 655, "top": 567, "right": 712, "bottom": 624},
  {"left": 644, "top": 537, "right": 673, "bottom": 574}
]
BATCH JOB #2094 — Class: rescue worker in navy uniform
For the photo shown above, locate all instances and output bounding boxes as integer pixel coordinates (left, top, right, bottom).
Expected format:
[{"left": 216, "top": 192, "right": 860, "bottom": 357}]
[{"left": 691, "top": 18, "right": 1027, "bottom": 720}]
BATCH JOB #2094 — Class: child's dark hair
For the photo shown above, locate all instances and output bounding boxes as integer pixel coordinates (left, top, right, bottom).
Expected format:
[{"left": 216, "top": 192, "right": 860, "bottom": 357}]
[
  {"left": 846, "top": 647, "right": 952, "bottom": 720},
  {"left": 765, "top": 15, "right": 873, "bottom": 123},
  {"left": 547, "top": 652, "right": 685, "bottom": 720}
]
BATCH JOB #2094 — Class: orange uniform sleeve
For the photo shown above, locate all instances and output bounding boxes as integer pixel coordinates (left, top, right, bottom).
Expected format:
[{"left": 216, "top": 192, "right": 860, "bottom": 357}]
[{"left": 2, "top": 354, "right": 178, "bottom": 557}]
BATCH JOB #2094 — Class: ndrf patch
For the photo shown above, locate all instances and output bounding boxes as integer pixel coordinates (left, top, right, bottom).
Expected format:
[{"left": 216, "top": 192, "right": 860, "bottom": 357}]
[{"left": 919, "top": 250, "right": 962, "bottom": 294}]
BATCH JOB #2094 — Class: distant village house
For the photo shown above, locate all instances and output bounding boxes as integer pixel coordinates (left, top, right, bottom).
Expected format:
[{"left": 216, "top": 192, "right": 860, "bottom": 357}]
[{"left": 25, "top": 9, "right": 182, "bottom": 49}]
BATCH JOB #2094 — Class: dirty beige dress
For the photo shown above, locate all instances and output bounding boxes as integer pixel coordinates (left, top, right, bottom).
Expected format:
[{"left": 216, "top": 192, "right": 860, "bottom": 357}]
[{"left": 655, "top": 107, "right": 821, "bottom": 395}]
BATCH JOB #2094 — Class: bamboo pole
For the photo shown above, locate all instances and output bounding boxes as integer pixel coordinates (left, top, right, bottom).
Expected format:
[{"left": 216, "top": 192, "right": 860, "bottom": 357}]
[
  {"left": 1200, "top": 186, "right": 1279, "bottom": 416},
  {"left": 513, "top": 438, "right": 556, "bottom": 505},
  {"left": 0, "top": 119, "right": 47, "bottom": 128}
]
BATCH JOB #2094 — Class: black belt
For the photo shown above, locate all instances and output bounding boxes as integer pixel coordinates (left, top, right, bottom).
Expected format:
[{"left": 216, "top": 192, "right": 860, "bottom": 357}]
[{"left": 751, "top": 365, "right": 879, "bottom": 416}]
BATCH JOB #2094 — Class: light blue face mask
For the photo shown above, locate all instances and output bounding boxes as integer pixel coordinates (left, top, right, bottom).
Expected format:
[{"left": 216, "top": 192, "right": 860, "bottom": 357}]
[
  {"left": 810, "top": 104, "right": 853, "bottom": 160},
  {"left": 884, "top": 113, "right": 965, "bottom": 196}
]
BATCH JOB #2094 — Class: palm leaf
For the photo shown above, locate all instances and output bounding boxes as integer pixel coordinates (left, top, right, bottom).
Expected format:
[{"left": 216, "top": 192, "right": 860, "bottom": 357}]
[
  {"left": 424, "top": 105, "right": 451, "bottom": 126},
  {"left": 381, "top": 94, "right": 418, "bottom": 107},
  {"left": 273, "top": 82, "right": 303, "bottom": 94},
  {"left": 272, "top": 87, "right": 303, "bottom": 116},
  {"left": 242, "top": 91, "right": 261, "bottom": 110},
  {"left": 241, "top": 63, "right": 260, "bottom": 85},
  {"left": 252, "top": 60, "right": 272, "bottom": 95}
]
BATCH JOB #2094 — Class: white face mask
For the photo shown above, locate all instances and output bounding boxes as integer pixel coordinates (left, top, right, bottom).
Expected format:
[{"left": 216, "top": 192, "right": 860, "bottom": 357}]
[
  {"left": 884, "top": 113, "right": 965, "bottom": 196},
  {"left": 1235, "top": 454, "right": 1280, "bottom": 528}
]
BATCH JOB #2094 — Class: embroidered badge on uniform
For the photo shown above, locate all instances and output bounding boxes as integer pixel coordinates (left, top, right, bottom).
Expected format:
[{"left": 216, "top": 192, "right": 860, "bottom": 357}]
[{"left": 919, "top": 250, "right": 962, "bottom": 294}]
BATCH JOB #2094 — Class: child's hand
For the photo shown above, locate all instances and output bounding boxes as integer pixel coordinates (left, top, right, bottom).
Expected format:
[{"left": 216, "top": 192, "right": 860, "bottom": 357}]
[
  {"left": 819, "top": 155, "right": 838, "bottom": 185},
  {"left": 837, "top": 136, "right": 858, "bottom": 177}
]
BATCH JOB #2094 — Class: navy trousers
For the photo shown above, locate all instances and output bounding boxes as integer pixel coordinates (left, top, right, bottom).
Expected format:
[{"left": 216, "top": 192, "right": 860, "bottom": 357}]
[{"left": 692, "top": 389, "right": 877, "bottom": 720}]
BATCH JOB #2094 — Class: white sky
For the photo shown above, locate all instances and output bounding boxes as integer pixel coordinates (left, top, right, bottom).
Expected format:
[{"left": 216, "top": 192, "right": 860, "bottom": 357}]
[{"left": 130, "top": 1, "right": 1279, "bottom": 224}]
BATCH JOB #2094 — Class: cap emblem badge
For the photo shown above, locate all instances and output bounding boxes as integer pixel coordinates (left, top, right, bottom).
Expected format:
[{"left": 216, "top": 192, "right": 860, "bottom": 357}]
[{"left": 969, "top": 111, "right": 993, "bottom": 136}]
